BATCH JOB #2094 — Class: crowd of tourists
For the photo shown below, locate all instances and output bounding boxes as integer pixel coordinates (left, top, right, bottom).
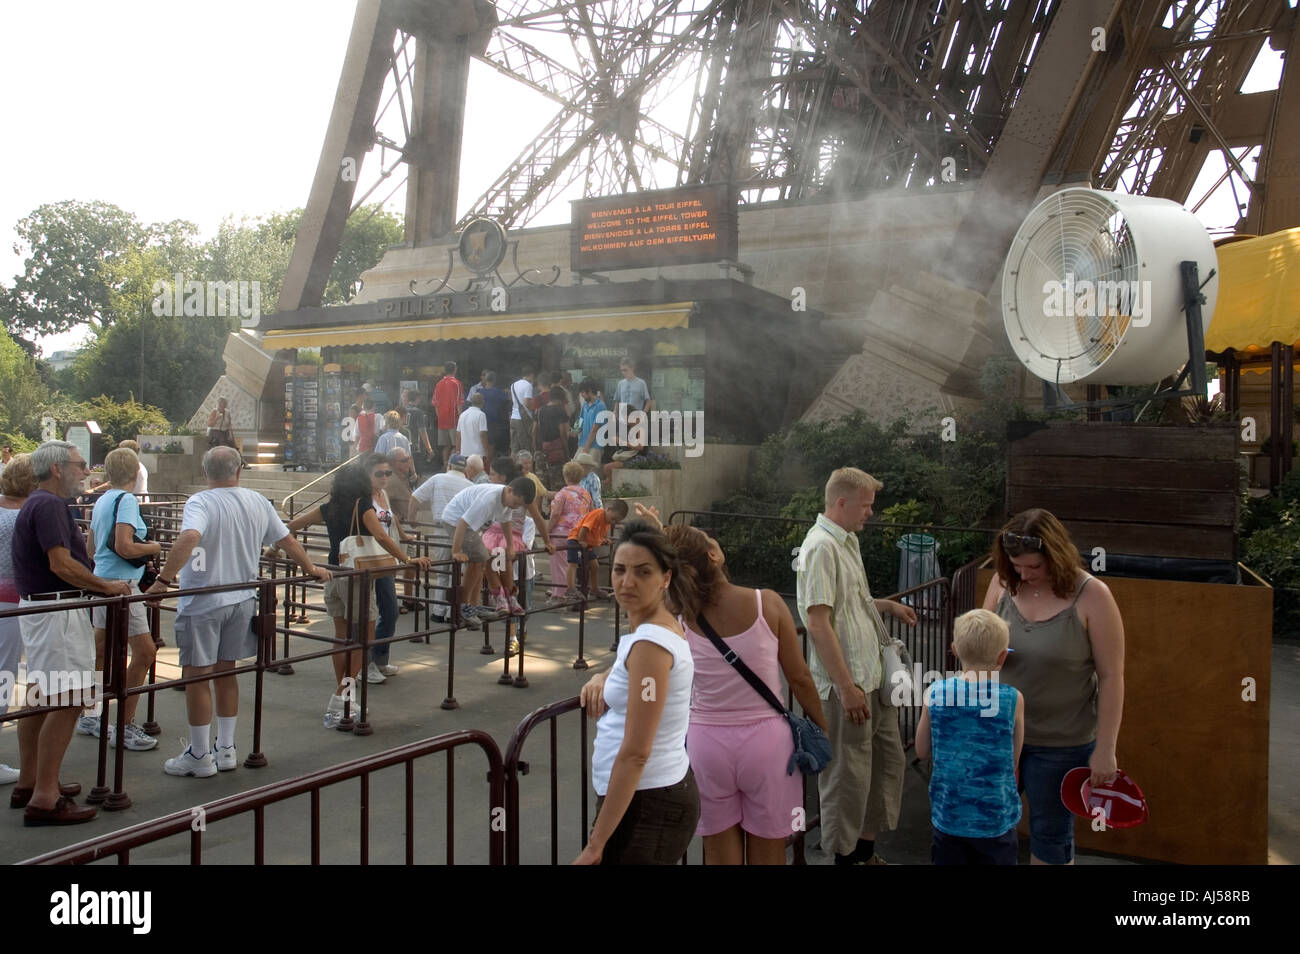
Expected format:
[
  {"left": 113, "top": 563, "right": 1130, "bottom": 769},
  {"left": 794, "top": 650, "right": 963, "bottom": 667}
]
[
  {"left": 0, "top": 435, "right": 1124, "bottom": 868},
  {"left": 573, "top": 468, "right": 1126, "bottom": 866},
  {"left": 347, "top": 357, "right": 657, "bottom": 486}
]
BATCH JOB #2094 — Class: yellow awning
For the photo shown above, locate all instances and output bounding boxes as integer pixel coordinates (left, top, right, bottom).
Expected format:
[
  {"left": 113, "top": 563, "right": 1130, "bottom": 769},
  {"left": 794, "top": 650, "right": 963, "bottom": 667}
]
[
  {"left": 1205, "top": 227, "right": 1300, "bottom": 356},
  {"left": 260, "top": 302, "right": 692, "bottom": 350}
]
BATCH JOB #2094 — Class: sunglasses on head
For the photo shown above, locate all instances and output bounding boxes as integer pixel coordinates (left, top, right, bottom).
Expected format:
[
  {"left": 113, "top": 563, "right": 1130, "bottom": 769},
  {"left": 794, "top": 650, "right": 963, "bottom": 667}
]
[{"left": 1002, "top": 530, "right": 1043, "bottom": 552}]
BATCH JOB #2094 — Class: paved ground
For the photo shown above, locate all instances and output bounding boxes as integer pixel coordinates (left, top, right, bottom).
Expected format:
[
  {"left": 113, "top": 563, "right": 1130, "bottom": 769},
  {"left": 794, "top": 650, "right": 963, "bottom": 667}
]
[{"left": 1, "top": 599, "right": 1296, "bottom": 865}]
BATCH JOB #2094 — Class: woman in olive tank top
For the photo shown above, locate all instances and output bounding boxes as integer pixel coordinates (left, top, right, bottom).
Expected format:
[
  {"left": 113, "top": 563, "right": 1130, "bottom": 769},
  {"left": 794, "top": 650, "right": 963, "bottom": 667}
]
[{"left": 982, "top": 509, "right": 1125, "bottom": 865}]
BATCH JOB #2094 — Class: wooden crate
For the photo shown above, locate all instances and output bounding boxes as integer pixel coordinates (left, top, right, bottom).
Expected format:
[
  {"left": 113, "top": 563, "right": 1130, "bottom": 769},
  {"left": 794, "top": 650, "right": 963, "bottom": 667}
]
[
  {"left": 977, "top": 568, "right": 1271, "bottom": 865},
  {"left": 1006, "top": 422, "right": 1239, "bottom": 562}
]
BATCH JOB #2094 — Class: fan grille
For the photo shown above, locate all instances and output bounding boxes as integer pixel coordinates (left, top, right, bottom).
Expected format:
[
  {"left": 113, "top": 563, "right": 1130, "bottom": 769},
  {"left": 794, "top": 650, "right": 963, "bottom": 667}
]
[{"left": 1003, "top": 190, "right": 1142, "bottom": 383}]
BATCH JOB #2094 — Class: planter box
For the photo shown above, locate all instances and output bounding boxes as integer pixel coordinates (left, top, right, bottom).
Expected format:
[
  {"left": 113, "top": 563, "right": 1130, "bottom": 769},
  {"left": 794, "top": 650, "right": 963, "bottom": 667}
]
[
  {"left": 138, "top": 448, "right": 207, "bottom": 495},
  {"left": 137, "top": 435, "right": 196, "bottom": 456},
  {"left": 612, "top": 469, "right": 680, "bottom": 517}
]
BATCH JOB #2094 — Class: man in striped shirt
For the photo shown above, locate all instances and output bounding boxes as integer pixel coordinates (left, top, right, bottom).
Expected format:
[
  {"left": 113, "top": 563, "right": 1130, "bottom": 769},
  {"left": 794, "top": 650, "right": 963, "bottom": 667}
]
[{"left": 796, "top": 467, "right": 916, "bottom": 866}]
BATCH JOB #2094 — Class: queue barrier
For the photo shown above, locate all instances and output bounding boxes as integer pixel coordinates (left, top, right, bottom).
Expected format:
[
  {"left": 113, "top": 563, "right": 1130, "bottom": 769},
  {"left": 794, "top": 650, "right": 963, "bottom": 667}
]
[
  {"left": 19, "top": 729, "right": 505, "bottom": 865},
  {"left": 0, "top": 539, "right": 611, "bottom": 812}
]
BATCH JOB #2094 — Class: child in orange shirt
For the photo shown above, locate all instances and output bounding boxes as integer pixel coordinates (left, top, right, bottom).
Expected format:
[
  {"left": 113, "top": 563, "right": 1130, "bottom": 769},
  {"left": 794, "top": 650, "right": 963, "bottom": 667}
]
[{"left": 565, "top": 499, "right": 628, "bottom": 598}]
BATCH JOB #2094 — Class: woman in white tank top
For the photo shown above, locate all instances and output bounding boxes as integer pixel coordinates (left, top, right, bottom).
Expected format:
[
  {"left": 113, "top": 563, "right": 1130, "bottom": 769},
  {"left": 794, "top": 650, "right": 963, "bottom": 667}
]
[{"left": 575, "top": 520, "right": 699, "bottom": 864}]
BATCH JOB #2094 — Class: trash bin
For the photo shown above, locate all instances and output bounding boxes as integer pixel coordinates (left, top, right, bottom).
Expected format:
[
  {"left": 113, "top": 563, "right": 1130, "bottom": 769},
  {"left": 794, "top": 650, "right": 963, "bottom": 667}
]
[{"left": 896, "top": 533, "right": 941, "bottom": 612}]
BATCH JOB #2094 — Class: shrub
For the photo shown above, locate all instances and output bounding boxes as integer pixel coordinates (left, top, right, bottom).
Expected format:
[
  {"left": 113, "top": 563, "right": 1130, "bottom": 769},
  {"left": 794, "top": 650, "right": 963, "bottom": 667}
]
[
  {"left": 622, "top": 455, "right": 680, "bottom": 470},
  {"left": 0, "top": 432, "right": 39, "bottom": 454},
  {"left": 38, "top": 395, "right": 170, "bottom": 450},
  {"left": 1241, "top": 510, "right": 1300, "bottom": 638},
  {"left": 604, "top": 484, "right": 647, "bottom": 499},
  {"left": 1241, "top": 466, "right": 1300, "bottom": 637}
]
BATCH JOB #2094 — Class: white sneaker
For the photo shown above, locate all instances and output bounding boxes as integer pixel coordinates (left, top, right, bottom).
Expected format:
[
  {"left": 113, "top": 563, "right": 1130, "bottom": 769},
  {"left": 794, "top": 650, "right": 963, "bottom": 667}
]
[
  {"left": 120, "top": 723, "right": 158, "bottom": 752},
  {"left": 0, "top": 763, "right": 19, "bottom": 785},
  {"left": 76, "top": 714, "right": 100, "bottom": 737},
  {"left": 379, "top": 664, "right": 399, "bottom": 677},
  {"left": 214, "top": 744, "right": 238, "bottom": 772},
  {"left": 366, "top": 661, "right": 386, "bottom": 685},
  {"left": 163, "top": 745, "right": 217, "bottom": 778}
]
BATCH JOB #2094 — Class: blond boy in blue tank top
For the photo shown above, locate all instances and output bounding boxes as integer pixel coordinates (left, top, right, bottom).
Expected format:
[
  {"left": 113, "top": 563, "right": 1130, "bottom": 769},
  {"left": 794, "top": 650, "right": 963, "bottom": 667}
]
[{"left": 915, "top": 609, "right": 1025, "bottom": 864}]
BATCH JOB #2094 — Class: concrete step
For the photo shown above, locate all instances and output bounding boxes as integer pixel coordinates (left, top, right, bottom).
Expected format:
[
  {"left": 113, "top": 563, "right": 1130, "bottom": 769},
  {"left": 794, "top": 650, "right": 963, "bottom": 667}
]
[{"left": 181, "top": 468, "right": 332, "bottom": 509}]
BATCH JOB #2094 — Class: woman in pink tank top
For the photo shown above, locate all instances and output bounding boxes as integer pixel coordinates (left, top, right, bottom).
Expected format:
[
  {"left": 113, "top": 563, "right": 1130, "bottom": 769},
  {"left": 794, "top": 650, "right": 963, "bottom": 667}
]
[{"left": 666, "top": 524, "right": 827, "bottom": 865}]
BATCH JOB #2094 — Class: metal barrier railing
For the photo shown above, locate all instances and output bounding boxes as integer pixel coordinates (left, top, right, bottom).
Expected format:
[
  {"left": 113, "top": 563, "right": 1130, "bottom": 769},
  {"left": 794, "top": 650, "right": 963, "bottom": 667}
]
[
  {"left": 1, "top": 525, "right": 619, "bottom": 811},
  {"left": 19, "top": 729, "right": 505, "bottom": 865},
  {"left": 503, "top": 696, "right": 587, "bottom": 865}
]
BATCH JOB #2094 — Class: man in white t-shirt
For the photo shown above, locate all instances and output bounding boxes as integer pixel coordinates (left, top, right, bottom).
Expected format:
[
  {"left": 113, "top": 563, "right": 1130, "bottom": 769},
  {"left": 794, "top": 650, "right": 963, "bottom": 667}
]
[
  {"left": 456, "top": 393, "right": 489, "bottom": 458},
  {"left": 440, "top": 477, "right": 535, "bottom": 628},
  {"left": 88, "top": 439, "right": 149, "bottom": 501},
  {"left": 410, "top": 454, "right": 474, "bottom": 622},
  {"left": 144, "top": 447, "right": 330, "bottom": 778},
  {"left": 509, "top": 366, "right": 536, "bottom": 456},
  {"left": 118, "top": 440, "right": 148, "bottom": 499}
]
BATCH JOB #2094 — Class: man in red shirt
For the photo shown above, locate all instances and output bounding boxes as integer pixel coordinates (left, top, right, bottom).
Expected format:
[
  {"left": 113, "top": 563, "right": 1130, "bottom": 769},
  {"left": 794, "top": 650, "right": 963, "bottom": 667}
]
[{"left": 433, "top": 362, "right": 464, "bottom": 469}]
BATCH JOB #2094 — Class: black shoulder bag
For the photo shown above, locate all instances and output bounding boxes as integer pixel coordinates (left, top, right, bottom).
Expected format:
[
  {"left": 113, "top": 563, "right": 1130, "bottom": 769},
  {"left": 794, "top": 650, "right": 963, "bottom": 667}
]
[
  {"left": 696, "top": 612, "right": 832, "bottom": 776},
  {"left": 107, "top": 491, "right": 158, "bottom": 588}
]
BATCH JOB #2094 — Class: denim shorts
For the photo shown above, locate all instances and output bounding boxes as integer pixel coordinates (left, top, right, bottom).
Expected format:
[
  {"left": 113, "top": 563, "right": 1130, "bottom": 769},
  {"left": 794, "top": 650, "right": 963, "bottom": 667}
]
[
  {"left": 1018, "top": 740, "right": 1096, "bottom": 864},
  {"left": 594, "top": 768, "right": 699, "bottom": 865}
]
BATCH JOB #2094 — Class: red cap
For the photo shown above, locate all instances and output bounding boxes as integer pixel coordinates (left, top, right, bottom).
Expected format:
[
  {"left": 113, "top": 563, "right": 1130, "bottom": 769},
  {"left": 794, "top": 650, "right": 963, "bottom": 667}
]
[{"left": 1060, "top": 767, "right": 1149, "bottom": 829}]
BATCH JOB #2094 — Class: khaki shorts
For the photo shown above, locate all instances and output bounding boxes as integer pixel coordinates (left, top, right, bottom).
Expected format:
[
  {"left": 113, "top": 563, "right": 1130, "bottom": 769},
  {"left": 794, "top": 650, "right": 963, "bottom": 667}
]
[
  {"left": 436, "top": 428, "right": 457, "bottom": 447},
  {"left": 324, "top": 577, "right": 378, "bottom": 623},
  {"left": 91, "top": 586, "right": 150, "bottom": 636},
  {"left": 816, "top": 687, "right": 906, "bottom": 857},
  {"left": 441, "top": 522, "right": 491, "bottom": 563}
]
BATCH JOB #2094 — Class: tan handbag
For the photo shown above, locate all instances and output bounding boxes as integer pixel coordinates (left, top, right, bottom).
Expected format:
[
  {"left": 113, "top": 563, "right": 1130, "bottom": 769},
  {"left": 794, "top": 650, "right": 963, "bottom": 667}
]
[{"left": 339, "top": 501, "right": 400, "bottom": 572}]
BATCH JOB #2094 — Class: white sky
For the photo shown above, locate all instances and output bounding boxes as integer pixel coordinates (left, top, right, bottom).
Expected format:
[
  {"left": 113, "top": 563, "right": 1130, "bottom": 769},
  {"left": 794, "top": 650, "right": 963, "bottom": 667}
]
[{"left": 0, "top": 1, "right": 1284, "bottom": 356}]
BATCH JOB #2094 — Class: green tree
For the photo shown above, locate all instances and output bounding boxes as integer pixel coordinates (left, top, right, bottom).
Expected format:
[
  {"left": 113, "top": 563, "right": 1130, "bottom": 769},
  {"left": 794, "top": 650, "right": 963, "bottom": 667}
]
[
  {"left": 3, "top": 200, "right": 198, "bottom": 337},
  {"left": 262, "top": 205, "right": 404, "bottom": 304},
  {"left": 0, "top": 332, "right": 50, "bottom": 438},
  {"left": 196, "top": 215, "right": 295, "bottom": 309},
  {"left": 66, "top": 312, "right": 232, "bottom": 424}
]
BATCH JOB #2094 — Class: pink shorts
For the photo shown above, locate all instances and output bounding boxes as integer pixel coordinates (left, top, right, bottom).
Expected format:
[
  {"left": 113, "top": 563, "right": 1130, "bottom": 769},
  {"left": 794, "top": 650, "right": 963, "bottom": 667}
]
[{"left": 686, "top": 716, "right": 802, "bottom": 839}]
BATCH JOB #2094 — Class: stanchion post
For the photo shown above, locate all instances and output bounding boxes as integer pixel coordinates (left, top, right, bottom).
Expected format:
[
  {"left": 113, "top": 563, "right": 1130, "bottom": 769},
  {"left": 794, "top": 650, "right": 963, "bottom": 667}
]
[
  {"left": 141, "top": 600, "right": 161, "bottom": 736},
  {"left": 354, "top": 569, "right": 373, "bottom": 736},
  {"left": 105, "top": 596, "right": 132, "bottom": 811},
  {"left": 246, "top": 579, "right": 272, "bottom": 768},
  {"left": 442, "top": 560, "right": 460, "bottom": 709},
  {"left": 513, "top": 550, "right": 528, "bottom": 688}
]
